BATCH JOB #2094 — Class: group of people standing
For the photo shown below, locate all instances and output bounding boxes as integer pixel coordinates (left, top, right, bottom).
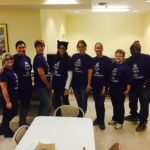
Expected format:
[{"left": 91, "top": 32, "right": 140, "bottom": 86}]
[{"left": 0, "top": 39, "right": 150, "bottom": 138}]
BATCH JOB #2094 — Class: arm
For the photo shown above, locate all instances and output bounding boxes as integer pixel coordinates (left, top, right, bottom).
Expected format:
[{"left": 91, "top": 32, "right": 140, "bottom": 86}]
[
  {"left": 37, "top": 68, "right": 50, "bottom": 90},
  {"left": 86, "top": 68, "right": 93, "bottom": 93},
  {"left": 64, "top": 71, "right": 73, "bottom": 96},
  {"left": 0, "top": 82, "right": 12, "bottom": 109}
]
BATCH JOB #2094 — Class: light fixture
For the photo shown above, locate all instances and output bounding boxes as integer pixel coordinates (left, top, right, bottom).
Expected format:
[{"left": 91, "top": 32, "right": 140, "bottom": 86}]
[
  {"left": 145, "top": 0, "right": 150, "bottom": 2},
  {"left": 92, "top": 6, "right": 130, "bottom": 12},
  {"left": 43, "top": 0, "right": 79, "bottom": 5}
]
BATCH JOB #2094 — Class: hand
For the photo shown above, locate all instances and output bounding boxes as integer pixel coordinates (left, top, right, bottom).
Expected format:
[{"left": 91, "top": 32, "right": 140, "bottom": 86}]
[
  {"left": 123, "top": 90, "right": 129, "bottom": 97},
  {"left": 86, "top": 85, "right": 91, "bottom": 94},
  {"left": 101, "top": 88, "right": 106, "bottom": 96},
  {"left": 64, "top": 89, "right": 69, "bottom": 96},
  {"left": 6, "top": 102, "right": 12, "bottom": 109}
]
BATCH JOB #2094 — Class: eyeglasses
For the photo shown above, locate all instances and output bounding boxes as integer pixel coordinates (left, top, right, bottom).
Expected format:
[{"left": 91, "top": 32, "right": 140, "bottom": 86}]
[{"left": 5, "top": 57, "right": 13, "bottom": 61}]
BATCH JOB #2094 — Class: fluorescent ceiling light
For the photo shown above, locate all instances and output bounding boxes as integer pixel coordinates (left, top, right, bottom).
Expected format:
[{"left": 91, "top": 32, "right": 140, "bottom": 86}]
[
  {"left": 43, "top": 0, "right": 79, "bottom": 4},
  {"left": 92, "top": 6, "right": 130, "bottom": 12}
]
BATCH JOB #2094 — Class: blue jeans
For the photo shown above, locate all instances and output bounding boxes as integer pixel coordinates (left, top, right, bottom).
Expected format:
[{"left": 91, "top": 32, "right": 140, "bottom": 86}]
[
  {"left": 72, "top": 86, "right": 88, "bottom": 113},
  {"left": 35, "top": 87, "right": 51, "bottom": 116}
]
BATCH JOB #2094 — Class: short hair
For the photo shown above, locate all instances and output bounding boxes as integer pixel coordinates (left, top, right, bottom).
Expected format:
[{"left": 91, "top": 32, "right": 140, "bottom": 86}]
[
  {"left": 15, "top": 40, "right": 26, "bottom": 48},
  {"left": 77, "top": 40, "right": 87, "bottom": 48},
  {"left": 34, "top": 40, "right": 45, "bottom": 48},
  {"left": 2, "top": 53, "right": 13, "bottom": 67},
  {"left": 94, "top": 42, "right": 103, "bottom": 49},
  {"left": 115, "top": 49, "right": 125, "bottom": 58}
]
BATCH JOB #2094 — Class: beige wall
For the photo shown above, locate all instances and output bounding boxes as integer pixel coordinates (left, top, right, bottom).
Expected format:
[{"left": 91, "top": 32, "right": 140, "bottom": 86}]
[
  {"left": 40, "top": 10, "right": 66, "bottom": 56},
  {"left": 143, "top": 14, "right": 150, "bottom": 54},
  {"left": 0, "top": 8, "right": 41, "bottom": 62},
  {"left": 0, "top": 8, "right": 150, "bottom": 64},
  {"left": 66, "top": 13, "right": 144, "bottom": 58}
]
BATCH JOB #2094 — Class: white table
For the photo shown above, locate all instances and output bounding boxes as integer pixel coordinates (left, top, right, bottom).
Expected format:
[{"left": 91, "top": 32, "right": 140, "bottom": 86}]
[{"left": 15, "top": 116, "right": 95, "bottom": 150}]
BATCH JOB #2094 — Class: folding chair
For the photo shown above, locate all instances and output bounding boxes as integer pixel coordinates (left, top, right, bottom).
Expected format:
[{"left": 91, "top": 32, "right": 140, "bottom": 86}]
[
  {"left": 54, "top": 105, "right": 85, "bottom": 117},
  {"left": 13, "top": 125, "right": 29, "bottom": 145}
]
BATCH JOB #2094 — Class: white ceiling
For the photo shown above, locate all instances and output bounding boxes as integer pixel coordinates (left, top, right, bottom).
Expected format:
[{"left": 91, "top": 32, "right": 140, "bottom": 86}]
[{"left": 0, "top": 0, "right": 150, "bottom": 13}]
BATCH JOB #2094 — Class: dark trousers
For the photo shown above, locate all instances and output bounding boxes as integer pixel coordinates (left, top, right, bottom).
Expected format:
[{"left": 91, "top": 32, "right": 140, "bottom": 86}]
[
  {"left": 92, "top": 90, "right": 105, "bottom": 123},
  {"left": 53, "top": 88, "right": 70, "bottom": 116},
  {"left": 129, "top": 87, "right": 143, "bottom": 118},
  {"left": 110, "top": 92, "right": 125, "bottom": 124},
  {"left": 139, "top": 87, "right": 150, "bottom": 124},
  {"left": 72, "top": 86, "right": 88, "bottom": 113},
  {"left": 0, "top": 97, "right": 18, "bottom": 130},
  {"left": 53, "top": 88, "right": 70, "bottom": 109}
]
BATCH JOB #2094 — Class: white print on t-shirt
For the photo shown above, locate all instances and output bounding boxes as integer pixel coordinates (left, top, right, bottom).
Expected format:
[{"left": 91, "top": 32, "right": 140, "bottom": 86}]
[
  {"left": 24, "top": 61, "right": 31, "bottom": 76},
  {"left": 93, "top": 62, "right": 103, "bottom": 77},
  {"left": 132, "top": 64, "right": 143, "bottom": 79},
  {"left": 111, "top": 67, "right": 119, "bottom": 83},
  {"left": 53, "top": 61, "right": 61, "bottom": 77},
  {"left": 74, "top": 59, "right": 83, "bottom": 73}
]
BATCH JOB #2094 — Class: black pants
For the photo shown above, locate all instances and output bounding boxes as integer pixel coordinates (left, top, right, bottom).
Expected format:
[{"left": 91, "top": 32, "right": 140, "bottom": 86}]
[
  {"left": 53, "top": 88, "right": 70, "bottom": 109},
  {"left": 129, "top": 87, "right": 143, "bottom": 118},
  {"left": 92, "top": 90, "right": 105, "bottom": 123},
  {"left": 110, "top": 92, "right": 125, "bottom": 124},
  {"left": 0, "top": 97, "right": 18, "bottom": 130},
  {"left": 139, "top": 87, "right": 150, "bottom": 124},
  {"left": 18, "top": 86, "right": 32, "bottom": 109}
]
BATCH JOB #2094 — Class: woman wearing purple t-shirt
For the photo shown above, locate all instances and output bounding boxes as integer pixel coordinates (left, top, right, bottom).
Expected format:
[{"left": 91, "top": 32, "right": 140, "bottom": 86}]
[
  {"left": 0, "top": 53, "right": 18, "bottom": 137},
  {"left": 33, "top": 40, "right": 51, "bottom": 116},
  {"left": 71, "top": 40, "right": 92, "bottom": 115},
  {"left": 52, "top": 41, "right": 72, "bottom": 115},
  {"left": 109, "top": 49, "right": 131, "bottom": 129},
  {"left": 13, "top": 41, "right": 32, "bottom": 126}
]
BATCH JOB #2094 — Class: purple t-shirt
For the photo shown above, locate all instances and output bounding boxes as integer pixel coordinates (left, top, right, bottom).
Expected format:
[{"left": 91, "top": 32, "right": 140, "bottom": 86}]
[
  {"left": 110, "top": 62, "right": 131, "bottom": 93},
  {"left": 125, "top": 53, "right": 150, "bottom": 88},
  {"left": 13, "top": 54, "right": 32, "bottom": 88},
  {"left": 52, "top": 55, "right": 72, "bottom": 90},
  {"left": 33, "top": 54, "right": 50, "bottom": 87},
  {"left": 71, "top": 53, "right": 92, "bottom": 87},
  {"left": 0, "top": 68, "right": 18, "bottom": 101},
  {"left": 91, "top": 56, "right": 112, "bottom": 90}
]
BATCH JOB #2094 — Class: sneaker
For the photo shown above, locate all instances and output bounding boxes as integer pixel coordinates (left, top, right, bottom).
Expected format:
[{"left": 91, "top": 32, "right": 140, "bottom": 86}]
[
  {"left": 99, "top": 122, "right": 106, "bottom": 130},
  {"left": 136, "top": 123, "right": 147, "bottom": 132},
  {"left": 115, "top": 123, "right": 123, "bottom": 129},
  {"left": 124, "top": 115, "right": 138, "bottom": 122},
  {"left": 93, "top": 119, "right": 99, "bottom": 126},
  {"left": 108, "top": 120, "right": 116, "bottom": 125}
]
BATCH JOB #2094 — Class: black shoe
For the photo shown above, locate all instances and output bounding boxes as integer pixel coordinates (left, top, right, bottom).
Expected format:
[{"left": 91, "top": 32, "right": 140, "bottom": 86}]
[
  {"left": 4, "top": 128, "right": 14, "bottom": 138},
  {"left": 93, "top": 119, "right": 99, "bottom": 126},
  {"left": 0, "top": 124, "right": 4, "bottom": 135},
  {"left": 124, "top": 115, "right": 138, "bottom": 122},
  {"left": 136, "top": 122, "right": 147, "bottom": 132},
  {"left": 99, "top": 122, "right": 106, "bottom": 130}
]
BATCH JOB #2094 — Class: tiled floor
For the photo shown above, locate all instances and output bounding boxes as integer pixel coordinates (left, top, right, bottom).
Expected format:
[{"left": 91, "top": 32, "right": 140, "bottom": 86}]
[{"left": 0, "top": 95, "right": 150, "bottom": 150}]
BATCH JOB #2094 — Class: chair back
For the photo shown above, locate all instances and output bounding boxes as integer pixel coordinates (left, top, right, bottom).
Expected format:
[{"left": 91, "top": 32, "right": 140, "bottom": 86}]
[
  {"left": 54, "top": 105, "right": 85, "bottom": 117},
  {"left": 13, "top": 125, "right": 29, "bottom": 145}
]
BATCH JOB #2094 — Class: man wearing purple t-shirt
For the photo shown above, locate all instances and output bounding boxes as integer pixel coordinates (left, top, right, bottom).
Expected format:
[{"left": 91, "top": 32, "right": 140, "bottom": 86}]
[{"left": 124, "top": 41, "right": 150, "bottom": 132}]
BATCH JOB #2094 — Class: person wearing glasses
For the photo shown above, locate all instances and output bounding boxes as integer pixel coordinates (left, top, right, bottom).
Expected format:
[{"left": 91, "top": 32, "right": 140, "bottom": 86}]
[
  {"left": 13, "top": 40, "right": 32, "bottom": 126},
  {"left": 52, "top": 41, "right": 72, "bottom": 115},
  {"left": 0, "top": 53, "right": 18, "bottom": 137},
  {"left": 71, "top": 40, "right": 92, "bottom": 115},
  {"left": 33, "top": 40, "right": 51, "bottom": 116}
]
